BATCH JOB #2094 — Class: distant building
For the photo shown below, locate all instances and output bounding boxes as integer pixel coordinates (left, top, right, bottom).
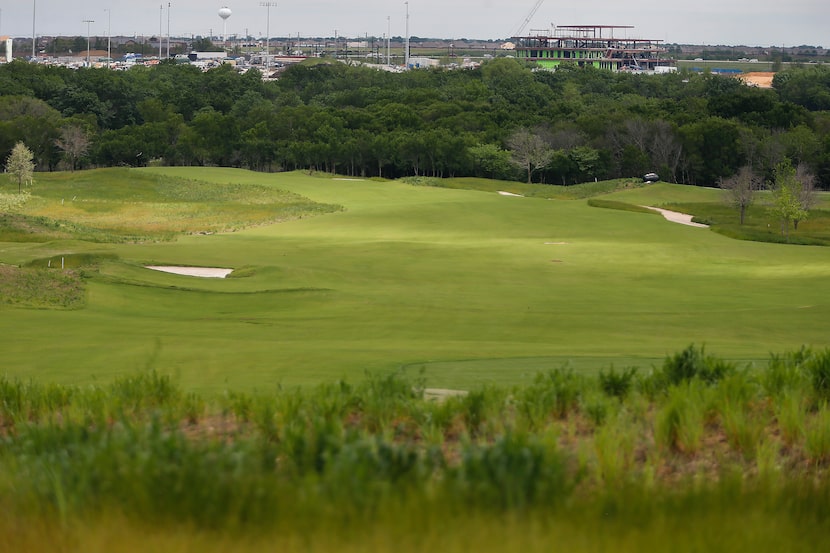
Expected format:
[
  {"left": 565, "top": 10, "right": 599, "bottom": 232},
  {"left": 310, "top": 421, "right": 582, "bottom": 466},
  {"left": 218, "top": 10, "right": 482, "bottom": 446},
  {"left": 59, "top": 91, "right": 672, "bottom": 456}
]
[{"left": 513, "top": 25, "right": 675, "bottom": 72}]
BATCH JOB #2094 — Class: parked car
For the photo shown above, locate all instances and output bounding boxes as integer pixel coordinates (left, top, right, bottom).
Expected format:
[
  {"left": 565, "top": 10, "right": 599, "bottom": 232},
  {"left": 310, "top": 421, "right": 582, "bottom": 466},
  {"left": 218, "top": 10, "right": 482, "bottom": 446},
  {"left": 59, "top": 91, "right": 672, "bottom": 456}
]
[{"left": 642, "top": 172, "right": 660, "bottom": 182}]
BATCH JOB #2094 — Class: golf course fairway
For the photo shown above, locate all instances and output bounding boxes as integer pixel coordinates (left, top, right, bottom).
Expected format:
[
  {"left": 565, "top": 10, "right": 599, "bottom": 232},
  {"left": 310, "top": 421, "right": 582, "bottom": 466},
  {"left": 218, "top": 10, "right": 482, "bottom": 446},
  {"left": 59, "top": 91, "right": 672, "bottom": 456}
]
[{"left": 1, "top": 168, "right": 828, "bottom": 392}]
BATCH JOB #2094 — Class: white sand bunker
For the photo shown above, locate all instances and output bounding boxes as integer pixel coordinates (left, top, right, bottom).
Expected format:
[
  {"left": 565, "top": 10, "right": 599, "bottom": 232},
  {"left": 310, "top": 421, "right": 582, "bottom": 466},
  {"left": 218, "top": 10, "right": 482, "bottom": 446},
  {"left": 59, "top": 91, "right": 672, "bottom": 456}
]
[
  {"left": 644, "top": 206, "right": 709, "bottom": 228},
  {"left": 146, "top": 266, "right": 233, "bottom": 278},
  {"left": 498, "top": 190, "right": 524, "bottom": 197}
]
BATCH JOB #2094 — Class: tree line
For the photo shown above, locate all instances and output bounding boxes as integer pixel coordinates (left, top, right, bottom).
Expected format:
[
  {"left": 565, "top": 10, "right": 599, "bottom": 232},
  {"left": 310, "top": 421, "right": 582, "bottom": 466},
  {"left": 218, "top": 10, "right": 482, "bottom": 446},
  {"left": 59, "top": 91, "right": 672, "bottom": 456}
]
[{"left": 1, "top": 58, "right": 829, "bottom": 188}]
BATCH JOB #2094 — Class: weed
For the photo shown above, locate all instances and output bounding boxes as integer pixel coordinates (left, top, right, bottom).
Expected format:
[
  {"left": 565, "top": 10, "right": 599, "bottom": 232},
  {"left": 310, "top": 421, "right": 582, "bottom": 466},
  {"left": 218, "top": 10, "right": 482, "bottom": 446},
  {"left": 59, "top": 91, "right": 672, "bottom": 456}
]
[
  {"left": 805, "top": 404, "right": 830, "bottom": 465},
  {"left": 655, "top": 383, "right": 706, "bottom": 454},
  {"left": 775, "top": 390, "right": 806, "bottom": 447},
  {"left": 805, "top": 349, "right": 830, "bottom": 400},
  {"left": 763, "top": 347, "right": 812, "bottom": 397}
]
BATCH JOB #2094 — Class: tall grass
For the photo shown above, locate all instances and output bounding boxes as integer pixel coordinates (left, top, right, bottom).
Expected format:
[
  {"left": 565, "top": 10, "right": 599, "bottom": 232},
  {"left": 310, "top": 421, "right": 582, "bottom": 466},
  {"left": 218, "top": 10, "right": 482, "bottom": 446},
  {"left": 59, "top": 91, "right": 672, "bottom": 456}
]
[{"left": 2, "top": 347, "right": 830, "bottom": 551}]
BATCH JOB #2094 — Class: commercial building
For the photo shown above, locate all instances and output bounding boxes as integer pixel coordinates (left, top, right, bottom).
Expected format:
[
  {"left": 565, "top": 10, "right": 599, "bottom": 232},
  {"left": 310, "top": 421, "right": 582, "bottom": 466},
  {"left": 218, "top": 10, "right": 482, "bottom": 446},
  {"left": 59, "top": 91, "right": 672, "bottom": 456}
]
[{"left": 513, "top": 25, "right": 675, "bottom": 72}]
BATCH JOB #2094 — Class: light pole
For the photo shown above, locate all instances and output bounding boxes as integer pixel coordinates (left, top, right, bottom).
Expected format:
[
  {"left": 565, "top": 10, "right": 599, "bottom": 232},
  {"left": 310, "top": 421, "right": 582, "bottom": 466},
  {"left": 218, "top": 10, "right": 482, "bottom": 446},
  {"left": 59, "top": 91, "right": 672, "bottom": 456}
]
[
  {"left": 404, "top": 1, "right": 410, "bottom": 68},
  {"left": 158, "top": 4, "right": 163, "bottom": 59},
  {"left": 260, "top": 2, "right": 277, "bottom": 72},
  {"left": 166, "top": 2, "right": 171, "bottom": 58},
  {"left": 104, "top": 8, "right": 111, "bottom": 68},
  {"left": 83, "top": 19, "right": 94, "bottom": 67},
  {"left": 32, "top": 0, "right": 36, "bottom": 59},
  {"left": 387, "top": 16, "right": 391, "bottom": 66}
]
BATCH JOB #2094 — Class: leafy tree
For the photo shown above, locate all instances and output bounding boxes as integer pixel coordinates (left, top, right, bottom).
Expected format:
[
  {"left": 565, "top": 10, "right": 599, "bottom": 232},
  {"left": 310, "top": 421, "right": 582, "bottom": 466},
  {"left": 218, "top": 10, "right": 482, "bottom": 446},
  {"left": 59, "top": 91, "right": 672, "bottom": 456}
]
[
  {"left": 720, "top": 165, "right": 761, "bottom": 225},
  {"left": 469, "top": 143, "right": 513, "bottom": 180},
  {"left": 768, "top": 160, "right": 808, "bottom": 241},
  {"left": 6, "top": 142, "right": 35, "bottom": 193}
]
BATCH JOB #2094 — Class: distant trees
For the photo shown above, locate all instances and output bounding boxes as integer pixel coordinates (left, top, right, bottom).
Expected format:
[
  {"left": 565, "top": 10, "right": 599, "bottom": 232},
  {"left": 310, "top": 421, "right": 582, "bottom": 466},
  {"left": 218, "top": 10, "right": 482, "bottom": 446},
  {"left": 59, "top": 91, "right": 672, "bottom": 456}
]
[
  {"left": 6, "top": 142, "right": 35, "bottom": 193},
  {"left": 0, "top": 58, "right": 829, "bottom": 187}
]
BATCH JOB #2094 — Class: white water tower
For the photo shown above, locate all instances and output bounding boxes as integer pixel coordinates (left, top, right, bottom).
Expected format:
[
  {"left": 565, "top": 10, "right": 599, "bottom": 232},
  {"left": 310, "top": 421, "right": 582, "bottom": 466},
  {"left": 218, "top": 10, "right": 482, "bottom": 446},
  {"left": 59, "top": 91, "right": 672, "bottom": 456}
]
[{"left": 218, "top": 6, "right": 232, "bottom": 42}]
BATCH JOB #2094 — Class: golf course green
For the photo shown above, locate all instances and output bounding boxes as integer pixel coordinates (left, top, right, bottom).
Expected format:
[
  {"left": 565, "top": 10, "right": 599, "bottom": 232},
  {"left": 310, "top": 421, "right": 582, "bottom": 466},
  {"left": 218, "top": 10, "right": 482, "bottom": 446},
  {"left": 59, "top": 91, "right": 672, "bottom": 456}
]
[{"left": 2, "top": 167, "right": 828, "bottom": 391}]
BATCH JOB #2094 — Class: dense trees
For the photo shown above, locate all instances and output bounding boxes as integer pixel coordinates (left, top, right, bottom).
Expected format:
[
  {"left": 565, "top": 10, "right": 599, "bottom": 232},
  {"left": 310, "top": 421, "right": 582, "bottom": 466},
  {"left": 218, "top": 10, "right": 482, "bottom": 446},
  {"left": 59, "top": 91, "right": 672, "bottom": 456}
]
[{"left": 1, "top": 58, "right": 829, "bottom": 187}]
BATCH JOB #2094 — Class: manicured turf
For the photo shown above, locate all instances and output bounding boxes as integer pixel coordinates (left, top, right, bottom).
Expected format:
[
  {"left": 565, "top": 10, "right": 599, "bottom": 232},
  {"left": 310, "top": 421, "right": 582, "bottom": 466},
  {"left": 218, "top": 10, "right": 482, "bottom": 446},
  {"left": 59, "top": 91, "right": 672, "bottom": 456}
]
[{"left": 1, "top": 168, "right": 829, "bottom": 391}]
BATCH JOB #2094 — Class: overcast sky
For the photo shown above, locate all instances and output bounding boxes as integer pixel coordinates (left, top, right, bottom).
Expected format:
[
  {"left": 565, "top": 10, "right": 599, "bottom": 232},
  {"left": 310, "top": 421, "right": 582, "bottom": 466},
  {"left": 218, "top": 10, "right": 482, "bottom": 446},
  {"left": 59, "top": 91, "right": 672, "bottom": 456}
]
[{"left": 0, "top": 1, "right": 827, "bottom": 47}]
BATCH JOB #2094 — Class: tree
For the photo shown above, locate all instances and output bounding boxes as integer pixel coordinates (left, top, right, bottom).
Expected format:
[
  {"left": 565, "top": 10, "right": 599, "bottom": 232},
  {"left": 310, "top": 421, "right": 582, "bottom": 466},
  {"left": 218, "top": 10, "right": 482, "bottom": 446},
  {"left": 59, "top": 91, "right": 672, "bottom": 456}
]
[
  {"left": 793, "top": 163, "right": 817, "bottom": 230},
  {"left": 55, "top": 124, "right": 91, "bottom": 171},
  {"left": 507, "top": 128, "right": 553, "bottom": 184},
  {"left": 768, "top": 160, "right": 808, "bottom": 241},
  {"left": 6, "top": 141, "right": 35, "bottom": 193},
  {"left": 720, "top": 165, "right": 761, "bottom": 225}
]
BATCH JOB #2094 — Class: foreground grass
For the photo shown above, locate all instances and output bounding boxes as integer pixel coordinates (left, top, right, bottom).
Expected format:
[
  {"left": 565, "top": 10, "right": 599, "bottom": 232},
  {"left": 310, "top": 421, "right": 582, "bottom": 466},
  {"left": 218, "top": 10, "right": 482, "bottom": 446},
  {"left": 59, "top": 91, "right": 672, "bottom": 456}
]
[{"left": 2, "top": 345, "right": 830, "bottom": 551}]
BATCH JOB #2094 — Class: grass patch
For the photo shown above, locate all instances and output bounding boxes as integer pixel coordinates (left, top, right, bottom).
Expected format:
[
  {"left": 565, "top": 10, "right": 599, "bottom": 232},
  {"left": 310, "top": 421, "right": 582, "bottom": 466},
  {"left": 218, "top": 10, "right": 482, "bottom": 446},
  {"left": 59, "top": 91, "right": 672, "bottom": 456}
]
[
  {"left": 404, "top": 176, "right": 647, "bottom": 199},
  {"left": 6, "top": 168, "right": 342, "bottom": 242},
  {"left": 0, "top": 264, "right": 86, "bottom": 309},
  {"left": 665, "top": 202, "right": 830, "bottom": 246},
  {"left": 587, "top": 198, "right": 661, "bottom": 215}
]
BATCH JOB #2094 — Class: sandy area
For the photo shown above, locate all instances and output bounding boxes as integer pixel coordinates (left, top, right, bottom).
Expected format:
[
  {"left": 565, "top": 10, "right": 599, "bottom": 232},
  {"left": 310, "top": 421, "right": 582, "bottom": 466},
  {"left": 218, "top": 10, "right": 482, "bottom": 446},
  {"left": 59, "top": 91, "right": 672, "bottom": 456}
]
[
  {"left": 644, "top": 207, "right": 709, "bottom": 228},
  {"left": 498, "top": 190, "right": 524, "bottom": 197},
  {"left": 146, "top": 266, "right": 233, "bottom": 278},
  {"left": 739, "top": 72, "right": 775, "bottom": 89}
]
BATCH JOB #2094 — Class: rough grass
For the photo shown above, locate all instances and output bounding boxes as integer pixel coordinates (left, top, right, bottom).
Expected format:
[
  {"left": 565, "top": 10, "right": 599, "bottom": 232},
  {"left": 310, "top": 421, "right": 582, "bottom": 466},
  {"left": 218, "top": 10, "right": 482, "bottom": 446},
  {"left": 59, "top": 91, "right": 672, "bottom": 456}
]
[
  {"left": 2, "top": 352, "right": 830, "bottom": 552},
  {"left": 8, "top": 168, "right": 342, "bottom": 241},
  {"left": 666, "top": 202, "right": 830, "bottom": 246},
  {"left": 0, "top": 264, "right": 86, "bottom": 309}
]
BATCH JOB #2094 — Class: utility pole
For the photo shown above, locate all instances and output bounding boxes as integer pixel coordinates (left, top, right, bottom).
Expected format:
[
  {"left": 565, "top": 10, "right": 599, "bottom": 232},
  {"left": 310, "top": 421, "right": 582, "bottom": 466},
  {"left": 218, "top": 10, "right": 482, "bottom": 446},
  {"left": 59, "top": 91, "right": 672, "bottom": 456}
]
[
  {"left": 83, "top": 19, "right": 94, "bottom": 67},
  {"left": 386, "top": 16, "right": 391, "bottom": 66}
]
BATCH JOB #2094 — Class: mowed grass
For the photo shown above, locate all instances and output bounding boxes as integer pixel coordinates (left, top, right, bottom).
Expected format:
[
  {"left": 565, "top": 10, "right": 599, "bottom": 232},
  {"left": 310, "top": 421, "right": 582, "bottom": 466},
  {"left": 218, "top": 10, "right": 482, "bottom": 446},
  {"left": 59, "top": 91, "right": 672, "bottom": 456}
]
[{"left": 1, "top": 168, "right": 829, "bottom": 391}]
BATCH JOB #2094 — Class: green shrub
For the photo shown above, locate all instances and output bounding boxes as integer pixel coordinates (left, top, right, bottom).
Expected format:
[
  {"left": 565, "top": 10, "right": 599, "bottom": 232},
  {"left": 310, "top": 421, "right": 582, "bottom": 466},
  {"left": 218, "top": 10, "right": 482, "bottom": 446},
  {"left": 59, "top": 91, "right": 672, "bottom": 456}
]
[
  {"left": 599, "top": 366, "right": 638, "bottom": 399},
  {"left": 661, "top": 344, "right": 736, "bottom": 386}
]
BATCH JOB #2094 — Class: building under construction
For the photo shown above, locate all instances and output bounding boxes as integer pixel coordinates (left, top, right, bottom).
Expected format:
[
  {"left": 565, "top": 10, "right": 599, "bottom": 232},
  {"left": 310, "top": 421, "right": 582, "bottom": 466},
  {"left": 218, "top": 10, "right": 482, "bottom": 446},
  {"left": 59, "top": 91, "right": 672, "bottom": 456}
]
[{"left": 512, "top": 25, "right": 675, "bottom": 72}]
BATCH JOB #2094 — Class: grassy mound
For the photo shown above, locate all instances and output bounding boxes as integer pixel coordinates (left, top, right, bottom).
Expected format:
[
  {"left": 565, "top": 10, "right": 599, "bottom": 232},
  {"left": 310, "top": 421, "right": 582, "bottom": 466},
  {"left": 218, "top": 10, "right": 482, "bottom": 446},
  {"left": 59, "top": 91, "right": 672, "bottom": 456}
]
[
  {"left": 0, "top": 264, "right": 86, "bottom": 309},
  {"left": 5, "top": 168, "right": 342, "bottom": 242}
]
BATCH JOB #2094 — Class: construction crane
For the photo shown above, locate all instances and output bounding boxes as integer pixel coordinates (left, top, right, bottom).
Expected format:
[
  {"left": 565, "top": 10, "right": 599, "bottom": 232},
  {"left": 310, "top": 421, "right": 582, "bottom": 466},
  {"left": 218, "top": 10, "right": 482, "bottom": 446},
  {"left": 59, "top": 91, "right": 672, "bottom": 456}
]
[{"left": 511, "top": 0, "right": 545, "bottom": 37}]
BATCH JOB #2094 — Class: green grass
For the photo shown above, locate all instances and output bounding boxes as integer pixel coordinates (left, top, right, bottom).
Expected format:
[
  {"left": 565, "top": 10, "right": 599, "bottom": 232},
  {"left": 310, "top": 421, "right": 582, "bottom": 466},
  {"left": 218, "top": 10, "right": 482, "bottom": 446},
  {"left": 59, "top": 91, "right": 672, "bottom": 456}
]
[
  {"left": 1, "top": 169, "right": 830, "bottom": 391},
  {"left": 2, "top": 357, "right": 830, "bottom": 552},
  {"left": 409, "top": 175, "right": 647, "bottom": 199}
]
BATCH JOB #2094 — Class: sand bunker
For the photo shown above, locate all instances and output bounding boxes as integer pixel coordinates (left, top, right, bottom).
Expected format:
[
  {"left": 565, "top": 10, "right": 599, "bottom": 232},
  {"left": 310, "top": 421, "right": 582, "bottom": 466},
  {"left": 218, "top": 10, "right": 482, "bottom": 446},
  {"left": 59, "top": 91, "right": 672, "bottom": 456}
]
[
  {"left": 644, "top": 207, "right": 709, "bottom": 228},
  {"left": 146, "top": 266, "right": 233, "bottom": 278},
  {"left": 498, "top": 191, "right": 524, "bottom": 197}
]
